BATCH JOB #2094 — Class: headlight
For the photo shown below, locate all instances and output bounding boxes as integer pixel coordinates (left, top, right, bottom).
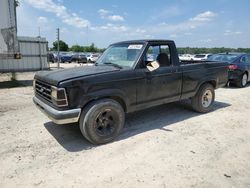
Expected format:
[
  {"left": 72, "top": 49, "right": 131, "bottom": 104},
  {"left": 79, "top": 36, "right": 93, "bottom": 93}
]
[{"left": 51, "top": 86, "right": 68, "bottom": 107}]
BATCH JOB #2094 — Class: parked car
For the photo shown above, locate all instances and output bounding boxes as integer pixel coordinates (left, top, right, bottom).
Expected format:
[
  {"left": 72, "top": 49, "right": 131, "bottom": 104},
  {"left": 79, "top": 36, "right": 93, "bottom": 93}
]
[
  {"left": 71, "top": 53, "right": 87, "bottom": 64},
  {"left": 179, "top": 54, "right": 195, "bottom": 61},
  {"left": 33, "top": 39, "right": 228, "bottom": 144},
  {"left": 86, "top": 53, "right": 100, "bottom": 63},
  {"left": 208, "top": 53, "right": 250, "bottom": 87},
  {"left": 47, "top": 53, "right": 56, "bottom": 63},
  {"left": 193, "top": 54, "right": 212, "bottom": 61},
  {"left": 59, "top": 52, "right": 73, "bottom": 63}
]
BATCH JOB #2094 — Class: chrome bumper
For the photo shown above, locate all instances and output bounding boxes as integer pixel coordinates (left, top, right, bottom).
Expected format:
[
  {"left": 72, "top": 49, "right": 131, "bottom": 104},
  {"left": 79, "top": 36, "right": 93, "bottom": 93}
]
[{"left": 33, "top": 96, "right": 81, "bottom": 124}]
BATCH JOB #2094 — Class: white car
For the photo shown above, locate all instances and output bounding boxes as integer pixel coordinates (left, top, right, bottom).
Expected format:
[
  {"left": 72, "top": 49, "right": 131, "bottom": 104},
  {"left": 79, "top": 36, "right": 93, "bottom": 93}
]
[
  {"left": 179, "top": 54, "right": 195, "bottom": 61},
  {"left": 193, "top": 54, "right": 212, "bottom": 61},
  {"left": 86, "top": 53, "right": 101, "bottom": 63}
]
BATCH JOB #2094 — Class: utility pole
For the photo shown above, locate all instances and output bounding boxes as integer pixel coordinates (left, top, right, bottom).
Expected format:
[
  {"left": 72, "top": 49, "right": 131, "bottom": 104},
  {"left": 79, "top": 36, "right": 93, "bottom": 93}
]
[
  {"left": 38, "top": 26, "right": 41, "bottom": 37},
  {"left": 56, "top": 28, "right": 60, "bottom": 69},
  {"left": 86, "top": 25, "right": 89, "bottom": 46},
  {"left": 38, "top": 27, "right": 42, "bottom": 70}
]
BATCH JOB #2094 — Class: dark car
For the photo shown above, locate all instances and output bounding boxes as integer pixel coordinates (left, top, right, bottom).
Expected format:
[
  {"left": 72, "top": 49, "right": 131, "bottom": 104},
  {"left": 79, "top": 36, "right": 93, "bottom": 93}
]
[
  {"left": 47, "top": 53, "right": 56, "bottom": 63},
  {"left": 208, "top": 53, "right": 250, "bottom": 87},
  {"left": 71, "top": 53, "right": 88, "bottom": 64},
  {"left": 33, "top": 39, "right": 228, "bottom": 144},
  {"left": 59, "top": 53, "right": 73, "bottom": 63}
]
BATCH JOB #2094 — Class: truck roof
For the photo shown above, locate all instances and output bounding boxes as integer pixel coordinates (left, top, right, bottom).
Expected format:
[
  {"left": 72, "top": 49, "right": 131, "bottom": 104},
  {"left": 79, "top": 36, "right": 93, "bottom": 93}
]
[{"left": 112, "top": 39, "right": 174, "bottom": 45}]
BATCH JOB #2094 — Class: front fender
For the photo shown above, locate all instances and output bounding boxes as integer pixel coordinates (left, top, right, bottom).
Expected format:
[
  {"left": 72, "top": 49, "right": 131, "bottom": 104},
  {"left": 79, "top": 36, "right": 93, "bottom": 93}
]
[{"left": 79, "top": 88, "right": 129, "bottom": 111}]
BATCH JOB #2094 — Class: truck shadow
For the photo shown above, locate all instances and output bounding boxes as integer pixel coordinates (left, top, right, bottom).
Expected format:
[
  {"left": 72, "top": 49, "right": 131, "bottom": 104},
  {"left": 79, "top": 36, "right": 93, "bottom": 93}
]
[
  {"left": 44, "top": 122, "right": 95, "bottom": 151},
  {"left": 0, "top": 80, "right": 33, "bottom": 89},
  {"left": 44, "top": 100, "right": 231, "bottom": 152},
  {"left": 119, "top": 100, "right": 230, "bottom": 141}
]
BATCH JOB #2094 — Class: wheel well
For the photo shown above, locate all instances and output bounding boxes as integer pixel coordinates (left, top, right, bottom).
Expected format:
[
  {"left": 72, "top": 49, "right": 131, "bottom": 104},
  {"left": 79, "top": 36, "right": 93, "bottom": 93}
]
[
  {"left": 83, "top": 96, "right": 127, "bottom": 112},
  {"left": 207, "top": 80, "right": 216, "bottom": 88},
  {"left": 108, "top": 96, "right": 127, "bottom": 112},
  {"left": 244, "top": 71, "right": 248, "bottom": 77}
]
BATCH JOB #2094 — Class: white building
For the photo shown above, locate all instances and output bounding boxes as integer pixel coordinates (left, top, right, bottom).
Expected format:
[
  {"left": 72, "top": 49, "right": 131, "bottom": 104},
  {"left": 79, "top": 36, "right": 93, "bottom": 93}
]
[{"left": 0, "top": 0, "right": 49, "bottom": 72}]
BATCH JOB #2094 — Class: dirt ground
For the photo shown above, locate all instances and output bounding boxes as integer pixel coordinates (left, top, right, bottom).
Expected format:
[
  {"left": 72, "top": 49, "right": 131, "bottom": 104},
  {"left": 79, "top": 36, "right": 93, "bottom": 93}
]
[{"left": 0, "top": 74, "right": 250, "bottom": 187}]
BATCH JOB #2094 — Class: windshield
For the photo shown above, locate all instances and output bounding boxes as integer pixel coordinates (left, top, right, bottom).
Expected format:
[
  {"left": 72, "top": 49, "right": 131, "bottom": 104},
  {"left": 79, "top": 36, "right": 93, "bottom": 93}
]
[
  {"left": 96, "top": 43, "right": 144, "bottom": 68},
  {"left": 208, "top": 54, "right": 239, "bottom": 62}
]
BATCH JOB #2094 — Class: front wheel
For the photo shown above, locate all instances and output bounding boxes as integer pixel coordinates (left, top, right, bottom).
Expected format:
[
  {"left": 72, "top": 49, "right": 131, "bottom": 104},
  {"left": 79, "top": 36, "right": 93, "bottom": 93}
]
[
  {"left": 79, "top": 99, "right": 125, "bottom": 145},
  {"left": 191, "top": 83, "right": 215, "bottom": 113}
]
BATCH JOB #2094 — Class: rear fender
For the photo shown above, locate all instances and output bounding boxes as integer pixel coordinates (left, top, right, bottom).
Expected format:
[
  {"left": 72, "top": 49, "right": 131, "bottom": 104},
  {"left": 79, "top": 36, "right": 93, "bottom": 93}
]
[{"left": 195, "top": 78, "right": 217, "bottom": 94}]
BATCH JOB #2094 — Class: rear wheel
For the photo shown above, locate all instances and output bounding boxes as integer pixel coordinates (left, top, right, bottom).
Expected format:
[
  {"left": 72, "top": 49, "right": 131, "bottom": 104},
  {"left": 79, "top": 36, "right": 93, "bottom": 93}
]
[
  {"left": 236, "top": 73, "right": 248, "bottom": 88},
  {"left": 79, "top": 99, "right": 125, "bottom": 145},
  {"left": 191, "top": 83, "right": 215, "bottom": 113}
]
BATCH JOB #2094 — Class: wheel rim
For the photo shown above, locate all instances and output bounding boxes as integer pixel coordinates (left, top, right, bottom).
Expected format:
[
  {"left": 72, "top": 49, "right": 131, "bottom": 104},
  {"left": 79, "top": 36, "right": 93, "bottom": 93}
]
[
  {"left": 94, "top": 109, "right": 118, "bottom": 137},
  {"left": 202, "top": 90, "right": 213, "bottom": 108},
  {"left": 242, "top": 74, "right": 248, "bottom": 86}
]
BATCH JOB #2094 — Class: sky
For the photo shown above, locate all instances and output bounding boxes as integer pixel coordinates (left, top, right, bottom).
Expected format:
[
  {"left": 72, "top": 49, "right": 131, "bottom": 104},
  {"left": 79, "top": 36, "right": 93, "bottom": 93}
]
[{"left": 16, "top": 0, "right": 250, "bottom": 48}]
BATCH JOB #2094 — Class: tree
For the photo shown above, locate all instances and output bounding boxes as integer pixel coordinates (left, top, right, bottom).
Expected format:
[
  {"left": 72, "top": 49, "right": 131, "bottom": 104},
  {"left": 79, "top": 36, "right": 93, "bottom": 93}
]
[
  {"left": 176, "top": 47, "right": 250, "bottom": 54},
  {"left": 68, "top": 43, "right": 102, "bottom": 52},
  {"left": 52, "top": 40, "right": 69, "bottom": 51},
  {"left": 88, "top": 43, "right": 97, "bottom": 52},
  {"left": 70, "top": 45, "right": 83, "bottom": 52}
]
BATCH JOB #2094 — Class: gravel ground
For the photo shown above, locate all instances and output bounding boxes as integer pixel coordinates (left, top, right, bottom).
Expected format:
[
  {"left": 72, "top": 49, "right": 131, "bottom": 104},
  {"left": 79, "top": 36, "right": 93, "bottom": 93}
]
[{"left": 0, "top": 81, "right": 250, "bottom": 187}]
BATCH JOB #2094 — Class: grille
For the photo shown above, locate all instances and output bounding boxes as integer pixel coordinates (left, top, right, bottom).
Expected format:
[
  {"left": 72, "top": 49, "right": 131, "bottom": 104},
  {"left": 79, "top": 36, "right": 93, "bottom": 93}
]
[{"left": 35, "top": 80, "right": 52, "bottom": 102}]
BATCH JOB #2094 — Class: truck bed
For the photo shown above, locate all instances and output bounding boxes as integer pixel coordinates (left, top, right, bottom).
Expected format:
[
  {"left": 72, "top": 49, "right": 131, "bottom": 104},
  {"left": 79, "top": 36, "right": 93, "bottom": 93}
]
[{"left": 180, "top": 60, "right": 209, "bottom": 65}]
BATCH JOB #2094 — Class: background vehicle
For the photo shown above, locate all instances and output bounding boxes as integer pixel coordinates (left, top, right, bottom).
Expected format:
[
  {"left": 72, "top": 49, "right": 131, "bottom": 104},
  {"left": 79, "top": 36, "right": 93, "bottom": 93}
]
[
  {"left": 86, "top": 53, "right": 100, "bottom": 63},
  {"left": 179, "top": 54, "right": 195, "bottom": 61},
  {"left": 47, "top": 53, "right": 56, "bottom": 63},
  {"left": 208, "top": 53, "right": 250, "bottom": 87},
  {"left": 193, "top": 54, "right": 212, "bottom": 61},
  {"left": 59, "top": 52, "right": 73, "bottom": 63},
  {"left": 71, "top": 53, "right": 87, "bottom": 64},
  {"left": 33, "top": 40, "right": 228, "bottom": 145}
]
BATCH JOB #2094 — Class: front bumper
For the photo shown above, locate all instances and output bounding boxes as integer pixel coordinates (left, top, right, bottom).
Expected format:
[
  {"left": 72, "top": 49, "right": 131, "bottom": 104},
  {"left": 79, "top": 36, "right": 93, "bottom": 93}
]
[{"left": 33, "top": 96, "right": 81, "bottom": 124}]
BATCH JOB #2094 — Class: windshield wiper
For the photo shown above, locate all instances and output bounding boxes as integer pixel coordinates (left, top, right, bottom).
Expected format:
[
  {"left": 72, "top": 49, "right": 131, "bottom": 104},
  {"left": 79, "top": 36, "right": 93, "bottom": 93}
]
[{"left": 102, "top": 62, "right": 123, "bottom": 69}]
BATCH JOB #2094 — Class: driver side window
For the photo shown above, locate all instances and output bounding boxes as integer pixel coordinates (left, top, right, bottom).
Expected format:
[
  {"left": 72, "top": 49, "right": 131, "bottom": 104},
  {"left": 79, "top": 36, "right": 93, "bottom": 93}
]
[
  {"left": 143, "top": 44, "right": 171, "bottom": 68},
  {"left": 146, "top": 46, "right": 160, "bottom": 62}
]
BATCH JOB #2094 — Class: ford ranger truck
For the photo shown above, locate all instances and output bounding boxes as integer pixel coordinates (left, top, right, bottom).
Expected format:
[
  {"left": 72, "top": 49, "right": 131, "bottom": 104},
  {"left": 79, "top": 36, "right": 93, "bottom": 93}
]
[{"left": 33, "top": 40, "right": 228, "bottom": 144}]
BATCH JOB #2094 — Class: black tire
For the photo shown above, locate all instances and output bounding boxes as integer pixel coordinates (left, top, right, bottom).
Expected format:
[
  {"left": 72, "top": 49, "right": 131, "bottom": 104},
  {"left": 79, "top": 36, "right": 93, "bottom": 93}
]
[
  {"left": 79, "top": 99, "right": 125, "bottom": 145},
  {"left": 236, "top": 73, "right": 248, "bottom": 88},
  {"left": 191, "top": 83, "right": 215, "bottom": 113}
]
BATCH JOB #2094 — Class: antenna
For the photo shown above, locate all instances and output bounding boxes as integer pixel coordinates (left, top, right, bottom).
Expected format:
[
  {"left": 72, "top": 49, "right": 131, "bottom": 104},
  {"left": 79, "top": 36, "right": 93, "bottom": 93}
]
[
  {"left": 57, "top": 28, "right": 60, "bottom": 69},
  {"left": 87, "top": 25, "right": 89, "bottom": 46},
  {"left": 38, "top": 27, "right": 41, "bottom": 37}
]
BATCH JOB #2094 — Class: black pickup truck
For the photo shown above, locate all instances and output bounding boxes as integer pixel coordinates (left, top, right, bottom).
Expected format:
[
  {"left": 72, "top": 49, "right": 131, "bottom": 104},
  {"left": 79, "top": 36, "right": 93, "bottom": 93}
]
[{"left": 33, "top": 40, "right": 228, "bottom": 144}]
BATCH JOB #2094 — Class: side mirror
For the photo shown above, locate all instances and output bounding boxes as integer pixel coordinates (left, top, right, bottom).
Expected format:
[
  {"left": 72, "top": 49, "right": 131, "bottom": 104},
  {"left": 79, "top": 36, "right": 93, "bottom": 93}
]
[{"left": 146, "top": 61, "right": 160, "bottom": 72}]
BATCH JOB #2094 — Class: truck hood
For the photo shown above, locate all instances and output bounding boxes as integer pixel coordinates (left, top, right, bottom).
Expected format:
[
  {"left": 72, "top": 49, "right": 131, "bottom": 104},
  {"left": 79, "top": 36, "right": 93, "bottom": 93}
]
[{"left": 34, "top": 65, "right": 120, "bottom": 86}]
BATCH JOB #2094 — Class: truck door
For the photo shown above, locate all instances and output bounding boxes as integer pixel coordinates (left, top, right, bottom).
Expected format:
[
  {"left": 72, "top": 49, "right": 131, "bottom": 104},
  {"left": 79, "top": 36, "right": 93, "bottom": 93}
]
[{"left": 136, "top": 44, "right": 182, "bottom": 106}]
